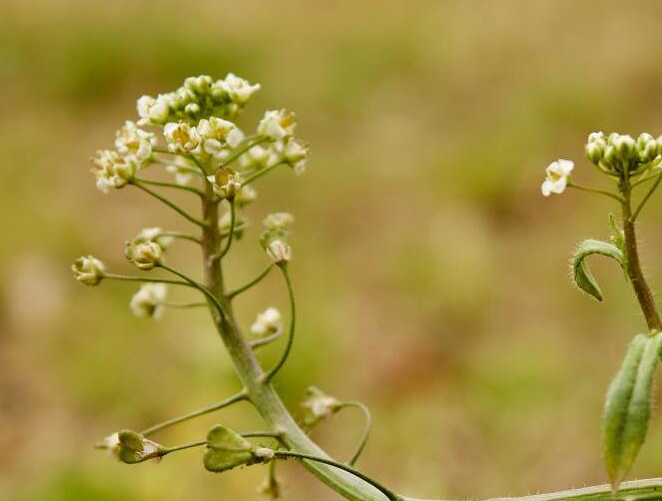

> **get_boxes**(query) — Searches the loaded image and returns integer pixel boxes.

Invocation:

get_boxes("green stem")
[262,264,295,384]
[250,331,282,350]
[227,264,274,299]
[219,200,236,259]
[141,391,248,436]
[131,181,207,227]
[632,171,662,221]
[223,137,266,166]
[621,184,662,331]
[338,402,372,467]
[273,450,401,501]
[241,162,284,187]
[103,273,192,287]
[134,177,203,196]
[158,264,228,322]
[158,301,207,309]
[568,183,624,203]
[157,231,202,244]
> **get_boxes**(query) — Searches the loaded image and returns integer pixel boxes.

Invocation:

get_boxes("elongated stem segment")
[621,184,662,331]
[219,200,236,259]
[227,264,274,298]
[338,402,372,466]
[241,162,284,186]
[134,177,203,196]
[141,391,248,436]
[103,273,192,287]
[131,181,207,227]
[262,264,295,384]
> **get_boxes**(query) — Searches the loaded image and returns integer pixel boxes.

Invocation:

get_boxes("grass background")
[3,1,662,500]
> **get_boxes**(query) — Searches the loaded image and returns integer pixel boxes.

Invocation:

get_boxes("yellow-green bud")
[72,255,105,285]
[586,140,605,164]
[125,241,163,270]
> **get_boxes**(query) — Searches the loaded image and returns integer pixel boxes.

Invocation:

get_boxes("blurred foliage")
[4,1,662,500]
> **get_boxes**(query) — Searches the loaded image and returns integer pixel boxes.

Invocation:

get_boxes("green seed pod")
[603,333,662,491]
[203,425,258,473]
[571,239,624,301]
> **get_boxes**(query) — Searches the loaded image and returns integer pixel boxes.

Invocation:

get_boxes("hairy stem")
[621,183,662,331]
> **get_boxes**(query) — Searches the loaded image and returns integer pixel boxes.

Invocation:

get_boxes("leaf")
[203,425,256,473]
[603,333,662,491]
[571,239,624,301]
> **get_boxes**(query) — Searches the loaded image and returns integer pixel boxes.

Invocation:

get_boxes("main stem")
[199,185,389,501]
[621,182,662,331]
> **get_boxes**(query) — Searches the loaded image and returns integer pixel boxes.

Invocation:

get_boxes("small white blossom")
[197,117,244,156]
[257,110,296,140]
[235,185,257,206]
[250,307,283,337]
[221,73,261,105]
[301,387,341,427]
[134,227,173,249]
[239,145,270,170]
[137,95,169,125]
[164,122,200,153]
[184,75,212,94]
[115,121,155,162]
[125,241,163,270]
[208,167,242,199]
[266,239,292,263]
[72,255,105,285]
[541,159,574,196]
[130,283,167,319]
[263,212,294,230]
[91,150,138,192]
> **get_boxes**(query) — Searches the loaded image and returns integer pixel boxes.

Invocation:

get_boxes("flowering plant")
[75,75,662,501]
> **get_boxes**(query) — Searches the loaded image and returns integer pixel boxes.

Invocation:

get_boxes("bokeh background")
[3,1,662,500]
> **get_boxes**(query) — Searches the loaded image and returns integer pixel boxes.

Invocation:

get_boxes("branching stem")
[131,181,207,227]
[103,273,192,287]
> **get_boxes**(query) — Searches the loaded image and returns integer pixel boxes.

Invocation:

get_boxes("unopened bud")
[586,140,605,164]
[72,255,105,285]
[125,241,163,270]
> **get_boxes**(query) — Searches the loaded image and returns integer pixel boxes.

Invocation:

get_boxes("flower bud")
[235,185,257,207]
[250,307,283,337]
[125,240,163,270]
[301,387,341,427]
[221,73,261,105]
[72,255,105,285]
[184,75,212,95]
[263,212,294,230]
[637,133,659,163]
[613,134,635,162]
[588,131,605,144]
[586,140,605,164]
[266,239,291,264]
[184,102,200,118]
[257,110,296,140]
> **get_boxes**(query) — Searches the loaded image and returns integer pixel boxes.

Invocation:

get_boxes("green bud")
[185,103,200,118]
[588,131,606,143]
[586,140,605,164]
[613,134,635,162]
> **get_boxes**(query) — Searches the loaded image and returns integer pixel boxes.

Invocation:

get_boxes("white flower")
[541,159,574,196]
[250,307,283,337]
[164,122,200,153]
[257,110,296,140]
[266,239,292,263]
[115,121,154,162]
[207,167,242,199]
[130,283,167,319]
[91,150,138,192]
[165,156,196,186]
[301,387,341,427]
[72,255,105,285]
[197,117,244,156]
[137,95,169,125]
[235,185,257,206]
[239,145,270,170]
[221,73,261,105]
[134,227,173,249]
[263,212,294,230]
[283,139,308,174]
[125,241,163,270]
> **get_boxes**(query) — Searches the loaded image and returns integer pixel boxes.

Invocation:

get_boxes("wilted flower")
[130,283,167,319]
[250,307,283,337]
[125,240,163,270]
[541,159,574,197]
[222,73,261,105]
[115,121,154,162]
[208,167,242,199]
[301,387,341,427]
[197,117,244,156]
[96,430,164,464]
[257,110,296,140]
[263,212,294,230]
[164,122,200,153]
[91,150,138,192]
[72,255,105,285]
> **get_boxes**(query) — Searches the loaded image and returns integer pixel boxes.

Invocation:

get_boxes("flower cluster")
[586,132,660,176]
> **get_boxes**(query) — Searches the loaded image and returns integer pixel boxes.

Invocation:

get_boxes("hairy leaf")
[603,333,662,491]
[572,239,624,301]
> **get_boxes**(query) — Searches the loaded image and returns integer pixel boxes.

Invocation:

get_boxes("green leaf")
[603,333,662,491]
[203,425,256,473]
[571,239,624,301]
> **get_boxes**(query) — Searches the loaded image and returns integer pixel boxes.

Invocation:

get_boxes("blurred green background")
[3,1,662,500]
